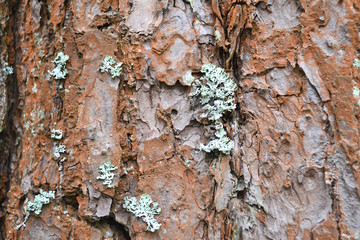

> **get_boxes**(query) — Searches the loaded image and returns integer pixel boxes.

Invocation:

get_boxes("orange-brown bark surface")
[1,0,360,239]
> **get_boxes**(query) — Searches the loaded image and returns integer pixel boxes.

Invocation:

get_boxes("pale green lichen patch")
[49,52,69,80]
[190,64,236,122]
[15,190,55,230]
[184,158,192,167]
[99,56,123,79]
[189,63,236,154]
[353,59,360,69]
[54,144,66,159]
[51,129,63,139]
[123,194,161,232]
[200,122,234,154]
[32,82,38,93]
[97,161,118,188]
[353,86,360,97]
[353,85,360,106]
[214,30,222,42]
[2,62,13,75]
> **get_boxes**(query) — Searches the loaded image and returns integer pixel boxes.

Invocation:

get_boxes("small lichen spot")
[51,129,63,139]
[15,190,55,230]
[214,30,222,42]
[49,52,69,80]
[123,194,161,232]
[2,62,13,75]
[54,144,66,158]
[99,56,123,79]
[353,59,360,69]
[97,161,118,188]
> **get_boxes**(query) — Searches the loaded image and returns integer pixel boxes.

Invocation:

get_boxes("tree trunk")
[1,0,360,239]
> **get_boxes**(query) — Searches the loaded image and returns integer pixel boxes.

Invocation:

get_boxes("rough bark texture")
[1,0,360,239]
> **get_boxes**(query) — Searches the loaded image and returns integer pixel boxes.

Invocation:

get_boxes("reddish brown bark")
[1,0,360,239]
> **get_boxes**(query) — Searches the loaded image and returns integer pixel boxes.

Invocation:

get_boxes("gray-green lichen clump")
[189,63,236,154]
[51,129,63,139]
[54,143,66,159]
[2,62,13,75]
[49,52,69,80]
[354,58,360,69]
[97,161,118,188]
[99,56,123,79]
[123,194,161,232]
[15,190,55,230]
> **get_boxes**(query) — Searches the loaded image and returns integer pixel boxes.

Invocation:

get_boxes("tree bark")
[1,0,360,239]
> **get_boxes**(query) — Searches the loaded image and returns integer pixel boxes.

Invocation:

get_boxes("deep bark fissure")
[106,216,131,240]
[0,0,22,238]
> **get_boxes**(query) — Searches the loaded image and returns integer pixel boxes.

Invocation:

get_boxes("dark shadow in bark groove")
[106,217,131,240]
[84,216,131,240]
[62,195,80,213]
[0,0,22,238]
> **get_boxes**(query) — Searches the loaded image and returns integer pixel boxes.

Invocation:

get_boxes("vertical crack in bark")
[0,0,22,238]
[330,177,342,240]
[8,0,21,183]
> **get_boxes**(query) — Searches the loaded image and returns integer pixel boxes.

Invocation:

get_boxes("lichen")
[353,58,360,69]
[49,52,69,80]
[54,144,66,158]
[51,129,63,139]
[99,56,123,79]
[184,158,192,167]
[189,63,236,154]
[123,194,161,232]
[214,30,222,42]
[200,122,234,155]
[190,64,236,122]
[97,161,118,188]
[123,166,134,175]
[2,62,13,75]
[353,86,360,97]
[15,190,55,230]
[353,85,360,106]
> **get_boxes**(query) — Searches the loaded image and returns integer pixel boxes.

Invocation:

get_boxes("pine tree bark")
[1,0,360,239]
